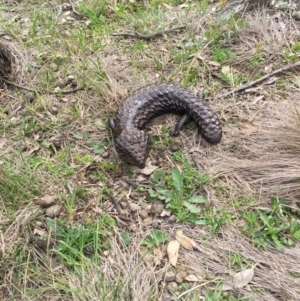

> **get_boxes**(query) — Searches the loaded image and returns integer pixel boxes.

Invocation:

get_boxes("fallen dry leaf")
[167,240,180,266]
[222,267,255,291]
[185,274,200,282]
[131,161,158,175]
[175,230,195,250]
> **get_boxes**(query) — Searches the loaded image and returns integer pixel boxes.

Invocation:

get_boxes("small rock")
[46,204,61,217]
[130,191,138,198]
[38,195,57,207]
[57,78,68,88]
[49,62,59,72]
[168,215,177,222]
[54,87,61,93]
[139,209,148,219]
[150,201,164,215]
[129,203,139,212]
[2,34,11,40]
[24,91,35,102]
[67,75,75,80]
[165,271,176,282]
[51,106,59,114]
[101,151,109,158]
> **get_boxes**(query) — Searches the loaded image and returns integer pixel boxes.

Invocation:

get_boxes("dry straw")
[0,39,29,87]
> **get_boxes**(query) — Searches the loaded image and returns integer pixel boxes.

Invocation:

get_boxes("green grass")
[241,197,300,249]
[1,0,300,300]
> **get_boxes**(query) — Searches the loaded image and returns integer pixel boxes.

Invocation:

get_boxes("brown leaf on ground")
[167,240,180,266]
[175,230,196,250]
[222,267,255,291]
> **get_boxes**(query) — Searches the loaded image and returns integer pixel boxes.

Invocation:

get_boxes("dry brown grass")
[0,39,29,87]
[1,2,300,301]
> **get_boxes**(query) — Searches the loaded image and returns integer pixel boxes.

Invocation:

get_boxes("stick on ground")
[216,61,300,98]
[112,25,186,40]
[1,77,84,95]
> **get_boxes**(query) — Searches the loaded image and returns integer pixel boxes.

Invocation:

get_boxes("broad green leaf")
[183,201,201,214]
[151,170,166,183]
[292,230,300,240]
[148,187,157,198]
[187,195,208,203]
[290,220,300,234]
[141,230,167,249]
[172,167,183,192]
[92,144,105,154]
[259,212,269,226]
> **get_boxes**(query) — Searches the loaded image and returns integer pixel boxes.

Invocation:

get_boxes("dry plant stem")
[177,278,219,299]
[0,77,84,94]
[216,61,300,98]
[112,25,186,40]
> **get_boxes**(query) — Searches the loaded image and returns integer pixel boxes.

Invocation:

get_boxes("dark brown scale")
[109,83,222,168]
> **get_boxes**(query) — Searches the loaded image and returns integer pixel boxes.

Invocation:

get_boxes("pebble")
[38,195,57,207]
[139,209,148,219]
[46,204,61,217]
[168,215,177,222]
[24,91,35,103]
[51,106,59,114]
[129,203,139,212]
[101,151,109,158]
[49,62,59,72]
[150,201,164,215]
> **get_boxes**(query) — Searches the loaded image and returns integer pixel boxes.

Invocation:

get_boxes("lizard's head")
[114,129,150,169]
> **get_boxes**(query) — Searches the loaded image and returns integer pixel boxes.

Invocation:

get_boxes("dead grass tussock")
[66,233,168,301]
[0,39,29,87]
[0,204,40,260]
[202,89,300,203]
[182,225,300,301]
[232,10,300,72]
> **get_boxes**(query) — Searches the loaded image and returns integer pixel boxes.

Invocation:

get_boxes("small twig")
[216,61,300,99]
[112,25,186,40]
[110,196,123,216]
[1,77,84,95]
[177,278,219,299]
[118,178,150,188]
